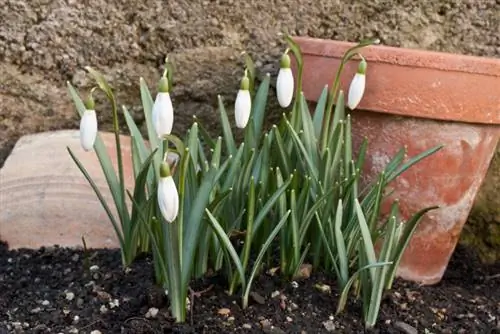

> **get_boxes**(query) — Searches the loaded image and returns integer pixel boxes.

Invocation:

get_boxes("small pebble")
[99,305,108,314]
[109,299,119,309]
[323,320,336,332]
[271,291,280,298]
[242,323,252,329]
[89,265,99,272]
[66,292,75,301]
[394,321,418,334]
[90,331,102,334]
[41,300,50,306]
[30,307,42,314]
[145,307,159,318]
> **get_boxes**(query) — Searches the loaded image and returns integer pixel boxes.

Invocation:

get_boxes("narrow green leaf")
[386,205,438,288]
[335,200,349,285]
[354,199,378,283]
[285,120,319,182]
[313,85,329,139]
[218,95,237,156]
[272,125,291,176]
[243,210,291,309]
[205,209,246,290]
[336,261,392,315]
[252,74,272,148]
[387,145,444,183]
[67,147,124,248]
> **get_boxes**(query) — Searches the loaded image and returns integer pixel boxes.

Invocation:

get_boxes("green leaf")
[272,125,291,176]
[67,147,124,248]
[285,120,319,183]
[140,77,163,175]
[387,145,444,183]
[242,210,291,309]
[313,85,328,139]
[205,209,246,290]
[354,199,378,283]
[385,205,438,289]
[336,261,392,315]
[335,200,349,286]
[181,156,232,286]
[251,173,292,234]
[218,95,237,156]
[129,148,158,237]
[251,74,271,145]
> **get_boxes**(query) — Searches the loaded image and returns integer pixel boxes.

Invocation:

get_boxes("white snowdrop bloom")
[234,75,252,129]
[347,58,367,110]
[152,77,174,138]
[276,52,294,108]
[158,162,179,223]
[80,108,98,152]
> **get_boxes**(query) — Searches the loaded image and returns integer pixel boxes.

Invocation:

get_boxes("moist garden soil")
[0,241,499,334]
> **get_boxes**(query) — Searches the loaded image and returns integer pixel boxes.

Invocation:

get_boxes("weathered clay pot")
[292,37,500,285]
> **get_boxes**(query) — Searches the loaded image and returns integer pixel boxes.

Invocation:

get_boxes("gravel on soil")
[0,241,499,333]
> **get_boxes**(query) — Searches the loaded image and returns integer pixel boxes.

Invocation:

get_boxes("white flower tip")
[158,176,179,223]
[235,89,251,128]
[80,110,97,152]
[347,73,366,110]
[276,68,294,108]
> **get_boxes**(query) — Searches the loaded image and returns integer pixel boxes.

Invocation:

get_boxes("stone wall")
[1,0,499,260]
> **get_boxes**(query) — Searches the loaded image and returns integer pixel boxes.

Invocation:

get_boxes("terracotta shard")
[0,130,135,249]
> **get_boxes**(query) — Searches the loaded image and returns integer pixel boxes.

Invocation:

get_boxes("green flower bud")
[280,53,291,69]
[240,75,250,91]
[158,76,170,93]
[160,161,171,178]
[357,58,367,75]
[84,93,95,110]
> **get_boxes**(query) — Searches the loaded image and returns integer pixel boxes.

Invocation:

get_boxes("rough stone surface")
[0,0,499,254]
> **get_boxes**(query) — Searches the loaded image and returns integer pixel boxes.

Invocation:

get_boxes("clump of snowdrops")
[68,36,441,328]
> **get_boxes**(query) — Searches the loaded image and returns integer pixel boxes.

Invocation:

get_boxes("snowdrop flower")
[347,58,367,110]
[79,94,98,151]
[152,76,174,138]
[158,161,179,223]
[234,73,251,129]
[276,51,294,108]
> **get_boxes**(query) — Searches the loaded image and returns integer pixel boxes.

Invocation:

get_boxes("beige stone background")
[0,0,499,260]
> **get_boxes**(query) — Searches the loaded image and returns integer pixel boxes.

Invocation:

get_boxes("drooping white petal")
[79,109,98,151]
[234,89,251,129]
[157,175,179,223]
[152,92,174,138]
[276,68,294,108]
[347,73,366,110]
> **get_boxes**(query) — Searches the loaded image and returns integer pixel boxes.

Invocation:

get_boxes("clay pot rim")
[293,36,500,77]
[293,37,500,125]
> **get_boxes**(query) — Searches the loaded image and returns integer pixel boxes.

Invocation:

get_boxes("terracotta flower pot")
[292,36,500,285]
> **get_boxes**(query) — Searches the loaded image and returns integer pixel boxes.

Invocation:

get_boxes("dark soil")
[1,241,499,334]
